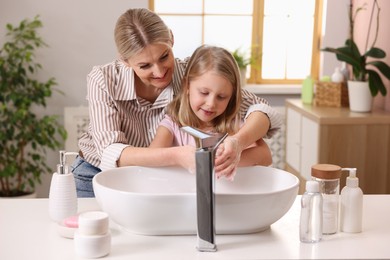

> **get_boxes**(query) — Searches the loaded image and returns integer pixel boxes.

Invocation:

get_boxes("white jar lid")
[78,211,109,236]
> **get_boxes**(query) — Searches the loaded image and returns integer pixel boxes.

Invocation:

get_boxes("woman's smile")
[127,43,175,90]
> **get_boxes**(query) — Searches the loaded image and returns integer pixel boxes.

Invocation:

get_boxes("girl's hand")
[214,136,242,180]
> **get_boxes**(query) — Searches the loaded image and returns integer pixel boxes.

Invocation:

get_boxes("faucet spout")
[181,126,227,150]
[181,126,228,252]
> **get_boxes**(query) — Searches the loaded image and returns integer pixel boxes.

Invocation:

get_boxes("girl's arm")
[149,126,175,148]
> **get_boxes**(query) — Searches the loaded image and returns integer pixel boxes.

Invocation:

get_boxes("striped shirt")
[78,58,283,170]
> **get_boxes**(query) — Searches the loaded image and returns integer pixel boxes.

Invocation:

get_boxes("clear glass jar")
[311,164,341,235]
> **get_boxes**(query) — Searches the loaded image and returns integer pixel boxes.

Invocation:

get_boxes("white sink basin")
[93,166,299,235]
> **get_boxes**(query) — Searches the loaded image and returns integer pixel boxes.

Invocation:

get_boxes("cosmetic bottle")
[331,67,344,83]
[300,181,323,243]
[301,75,314,104]
[49,150,78,223]
[340,168,363,233]
[311,164,341,235]
[340,62,349,81]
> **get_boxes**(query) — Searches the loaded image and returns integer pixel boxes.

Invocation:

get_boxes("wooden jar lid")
[311,164,341,179]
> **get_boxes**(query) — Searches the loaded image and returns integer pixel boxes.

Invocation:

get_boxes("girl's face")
[127,43,175,90]
[188,70,233,127]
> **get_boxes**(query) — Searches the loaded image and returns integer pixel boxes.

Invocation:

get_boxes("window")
[151,0,322,84]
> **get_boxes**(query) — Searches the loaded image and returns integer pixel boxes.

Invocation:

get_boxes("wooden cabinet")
[285,99,390,194]
[286,107,319,181]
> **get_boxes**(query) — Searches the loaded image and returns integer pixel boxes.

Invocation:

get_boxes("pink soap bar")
[63,215,79,228]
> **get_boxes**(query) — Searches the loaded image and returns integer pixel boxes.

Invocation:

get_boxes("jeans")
[71,155,101,198]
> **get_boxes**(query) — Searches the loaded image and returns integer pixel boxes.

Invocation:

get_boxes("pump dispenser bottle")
[300,181,323,243]
[331,67,344,83]
[340,168,363,233]
[49,151,78,223]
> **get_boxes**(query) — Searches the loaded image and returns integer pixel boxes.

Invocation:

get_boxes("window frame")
[149,0,323,84]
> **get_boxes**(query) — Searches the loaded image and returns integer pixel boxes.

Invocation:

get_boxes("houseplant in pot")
[0,16,67,197]
[232,48,254,87]
[322,0,390,112]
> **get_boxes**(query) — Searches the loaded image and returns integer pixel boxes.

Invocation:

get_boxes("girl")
[150,45,272,180]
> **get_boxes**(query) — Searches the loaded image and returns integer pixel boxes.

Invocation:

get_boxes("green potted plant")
[232,48,253,70]
[0,16,67,197]
[322,0,390,112]
[232,47,254,87]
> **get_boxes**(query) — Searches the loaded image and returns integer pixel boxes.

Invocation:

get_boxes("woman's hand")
[214,136,243,180]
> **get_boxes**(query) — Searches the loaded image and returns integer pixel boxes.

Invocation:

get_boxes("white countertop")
[1,195,389,259]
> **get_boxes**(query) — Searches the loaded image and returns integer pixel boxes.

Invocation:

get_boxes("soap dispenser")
[49,150,78,223]
[340,168,363,233]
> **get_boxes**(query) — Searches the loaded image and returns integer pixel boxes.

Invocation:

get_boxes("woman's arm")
[240,89,283,138]
[215,111,271,178]
[214,87,282,178]
[119,124,195,173]
[118,145,195,171]
[238,138,272,167]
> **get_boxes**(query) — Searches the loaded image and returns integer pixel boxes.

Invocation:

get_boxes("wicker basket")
[314,81,349,107]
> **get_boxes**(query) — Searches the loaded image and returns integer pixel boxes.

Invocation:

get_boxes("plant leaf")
[367,60,390,80]
[321,47,361,70]
[367,69,387,96]
[345,39,362,59]
[365,47,386,58]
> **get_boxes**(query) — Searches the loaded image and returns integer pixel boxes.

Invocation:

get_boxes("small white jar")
[74,211,111,258]
[78,211,109,236]
[74,231,111,258]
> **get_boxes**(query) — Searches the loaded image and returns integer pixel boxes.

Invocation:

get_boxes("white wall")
[0,0,347,197]
[0,0,148,197]
[320,0,350,77]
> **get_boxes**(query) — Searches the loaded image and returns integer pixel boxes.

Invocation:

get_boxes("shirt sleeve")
[99,143,130,171]
[240,88,283,139]
[159,115,175,135]
[158,115,196,147]
[86,64,131,168]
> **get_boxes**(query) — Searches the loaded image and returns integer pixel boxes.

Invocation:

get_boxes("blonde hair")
[168,45,242,135]
[114,8,173,61]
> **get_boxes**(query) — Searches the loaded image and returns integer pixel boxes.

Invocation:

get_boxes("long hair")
[167,45,242,135]
[114,8,173,61]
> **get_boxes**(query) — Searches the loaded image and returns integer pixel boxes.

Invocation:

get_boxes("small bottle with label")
[340,168,363,233]
[300,181,323,243]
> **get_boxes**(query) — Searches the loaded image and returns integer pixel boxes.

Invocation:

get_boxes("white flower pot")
[240,68,247,87]
[347,81,373,112]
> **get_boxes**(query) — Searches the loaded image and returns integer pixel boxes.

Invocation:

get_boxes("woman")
[72,8,282,197]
